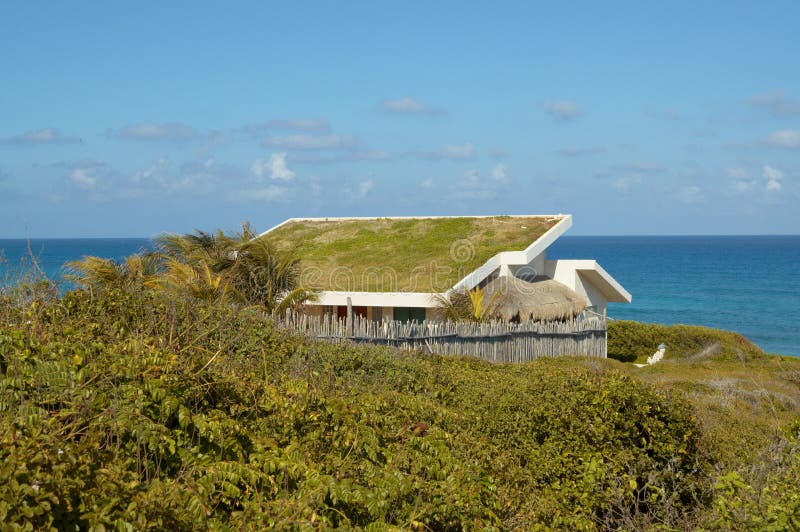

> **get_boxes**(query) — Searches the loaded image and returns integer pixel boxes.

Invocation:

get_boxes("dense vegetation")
[66,224,316,315]
[1,240,798,529]
[608,320,766,363]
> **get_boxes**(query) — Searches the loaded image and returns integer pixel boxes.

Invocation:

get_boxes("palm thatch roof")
[482,275,588,322]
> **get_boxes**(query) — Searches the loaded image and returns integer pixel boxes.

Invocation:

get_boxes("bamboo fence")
[282,311,607,362]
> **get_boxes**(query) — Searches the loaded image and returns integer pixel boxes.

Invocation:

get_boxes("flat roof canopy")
[260,215,564,293]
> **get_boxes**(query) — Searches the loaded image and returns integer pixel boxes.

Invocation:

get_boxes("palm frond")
[273,287,318,317]
[434,287,502,323]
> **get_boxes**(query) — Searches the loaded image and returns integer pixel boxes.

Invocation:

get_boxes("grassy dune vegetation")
[262,216,559,292]
[1,285,798,529]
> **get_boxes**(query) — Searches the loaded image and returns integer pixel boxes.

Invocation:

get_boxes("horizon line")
[1,233,800,240]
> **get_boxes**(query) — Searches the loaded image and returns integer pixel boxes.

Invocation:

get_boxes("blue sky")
[1,1,798,237]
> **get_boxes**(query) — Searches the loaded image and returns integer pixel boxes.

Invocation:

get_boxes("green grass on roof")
[262,216,560,292]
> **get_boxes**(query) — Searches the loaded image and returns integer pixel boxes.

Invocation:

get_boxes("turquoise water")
[0,239,152,283]
[548,236,800,356]
[1,236,798,356]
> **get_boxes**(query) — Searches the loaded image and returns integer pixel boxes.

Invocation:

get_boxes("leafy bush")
[608,320,765,362]
[0,285,713,529]
[607,351,638,363]
[67,224,316,314]
[708,418,800,530]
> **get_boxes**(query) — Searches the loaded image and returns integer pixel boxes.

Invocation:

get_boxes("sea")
[0,236,798,356]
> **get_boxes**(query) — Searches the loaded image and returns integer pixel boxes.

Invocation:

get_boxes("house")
[259,214,631,322]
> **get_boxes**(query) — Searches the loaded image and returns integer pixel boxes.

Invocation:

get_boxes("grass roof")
[261,216,561,293]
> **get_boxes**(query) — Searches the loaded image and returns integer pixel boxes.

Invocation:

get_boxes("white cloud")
[130,156,171,192]
[677,186,704,204]
[612,175,642,193]
[763,165,783,191]
[261,134,357,151]
[381,97,442,115]
[64,160,123,200]
[419,142,476,161]
[251,159,268,178]
[491,163,510,183]
[226,185,288,203]
[356,178,374,199]
[725,167,748,179]
[194,130,227,157]
[420,178,434,189]
[0,128,81,146]
[456,189,496,200]
[627,162,666,174]
[252,152,295,181]
[149,158,239,196]
[729,165,785,193]
[645,108,681,121]
[734,180,756,192]
[661,109,681,121]
[126,156,226,199]
[309,176,322,197]
[264,119,330,132]
[69,168,98,190]
[242,119,330,135]
[462,169,480,187]
[149,158,224,196]
[451,167,509,200]
[748,89,800,117]
[728,167,757,192]
[289,149,391,165]
[543,100,582,121]
[763,129,800,149]
[453,170,496,200]
[109,122,199,141]
[65,156,244,200]
[488,148,508,160]
[66,160,114,192]
[558,145,606,157]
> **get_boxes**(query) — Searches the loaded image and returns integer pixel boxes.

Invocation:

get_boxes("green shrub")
[0,287,714,529]
[708,418,800,530]
[608,320,764,362]
[607,351,638,363]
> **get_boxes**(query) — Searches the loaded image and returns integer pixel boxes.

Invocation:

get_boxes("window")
[394,307,426,323]
[336,306,367,319]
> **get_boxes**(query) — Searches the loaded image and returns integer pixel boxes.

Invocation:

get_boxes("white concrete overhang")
[312,290,439,308]
[562,259,632,303]
[451,214,573,292]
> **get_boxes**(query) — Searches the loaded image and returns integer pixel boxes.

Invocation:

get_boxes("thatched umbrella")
[482,275,588,322]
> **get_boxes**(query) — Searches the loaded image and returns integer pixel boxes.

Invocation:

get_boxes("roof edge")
[551,259,632,303]
[451,215,572,292]
[258,214,569,238]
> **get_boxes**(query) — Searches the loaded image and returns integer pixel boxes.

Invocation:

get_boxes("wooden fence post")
[283,312,608,362]
[345,297,353,338]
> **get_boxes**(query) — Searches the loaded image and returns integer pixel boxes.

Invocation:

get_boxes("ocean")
[1,236,798,356]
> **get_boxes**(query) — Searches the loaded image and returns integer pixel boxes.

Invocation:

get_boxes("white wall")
[507,250,546,279]
[575,273,609,316]
[544,259,609,315]
[312,290,439,308]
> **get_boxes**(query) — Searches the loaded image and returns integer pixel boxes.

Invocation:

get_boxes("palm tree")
[69,224,316,313]
[149,258,243,304]
[155,223,317,314]
[434,286,502,323]
[66,253,162,292]
[155,228,239,273]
